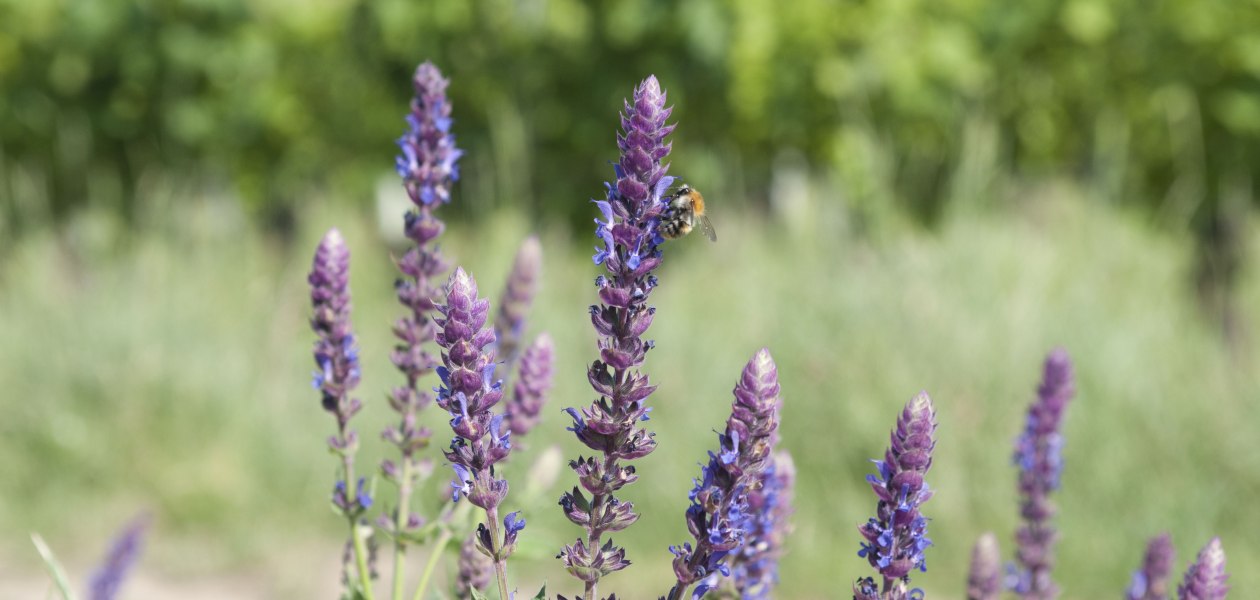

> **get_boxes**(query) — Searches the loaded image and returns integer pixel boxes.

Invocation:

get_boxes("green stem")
[343,455,377,600]
[393,460,413,600]
[409,501,469,600]
[351,517,377,600]
[484,506,511,600]
[411,528,453,600]
[29,533,77,600]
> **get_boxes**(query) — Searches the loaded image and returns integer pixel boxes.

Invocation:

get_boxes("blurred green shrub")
[1,0,1258,234]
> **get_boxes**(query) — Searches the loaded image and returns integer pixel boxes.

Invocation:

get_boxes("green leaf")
[29,533,78,600]
[469,588,491,600]
[531,583,548,600]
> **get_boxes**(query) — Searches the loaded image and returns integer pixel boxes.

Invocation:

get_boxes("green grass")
[1,188,1257,598]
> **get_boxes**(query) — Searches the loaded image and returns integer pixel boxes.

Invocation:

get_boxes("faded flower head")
[1012,348,1076,599]
[396,61,464,207]
[88,514,151,600]
[858,392,937,582]
[1177,538,1229,600]
[454,530,494,599]
[494,236,543,368]
[505,333,555,438]
[967,532,1003,600]
[1128,533,1176,600]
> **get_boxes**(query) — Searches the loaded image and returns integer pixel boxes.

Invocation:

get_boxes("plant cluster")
[29,61,1231,600]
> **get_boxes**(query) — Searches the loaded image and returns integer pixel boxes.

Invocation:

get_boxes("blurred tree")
[1,0,1257,261]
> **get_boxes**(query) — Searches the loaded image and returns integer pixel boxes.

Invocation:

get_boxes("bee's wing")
[697,214,717,242]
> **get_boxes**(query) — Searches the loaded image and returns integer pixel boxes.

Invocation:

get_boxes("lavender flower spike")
[88,514,150,600]
[494,236,543,369]
[726,450,796,600]
[856,391,937,600]
[310,229,362,431]
[310,229,375,598]
[1127,533,1176,600]
[967,533,1003,600]
[437,267,520,598]
[396,61,464,207]
[383,61,462,574]
[666,348,782,600]
[1013,348,1075,599]
[505,333,555,439]
[559,74,675,600]
[309,228,368,513]
[1177,538,1229,600]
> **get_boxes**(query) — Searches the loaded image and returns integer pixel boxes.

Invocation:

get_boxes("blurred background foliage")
[2,0,1260,598]
[3,0,1259,233]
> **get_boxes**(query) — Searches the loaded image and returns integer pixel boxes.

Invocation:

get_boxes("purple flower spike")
[494,236,543,369]
[857,391,937,598]
[560,74,676,599]
[454,531,494,599]
[726,450,795,600]
[396,61,464,208]
[666,349,782,600]
[88,514,151,600]
[385,61,462,549]
[967,533,1003,600]
[437,268,509,509]
[1177,538,1229,600]
[309,229,363,431]
[1013,348,1075,599]
[436,266,524,590]
[309,229,371,516]
[505,333,555,439]
[1128,533,1176,600]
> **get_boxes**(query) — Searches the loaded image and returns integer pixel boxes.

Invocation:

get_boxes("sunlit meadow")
[1,177,1257,596]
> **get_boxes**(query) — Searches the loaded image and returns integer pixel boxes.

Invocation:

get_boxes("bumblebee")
[659,185,716,242]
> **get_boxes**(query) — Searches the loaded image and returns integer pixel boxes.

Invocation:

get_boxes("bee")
[659,185,716,242]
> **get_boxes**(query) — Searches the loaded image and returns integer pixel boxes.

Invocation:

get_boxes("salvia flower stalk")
[1012,349,1075,599]
[437,267,522,599]
[308,228,374,597]
[1127,533,1176,600]
[666,348,782,600]
[1177,538,1229,600]
[722,450,795,600]
[384,60,464,596]
[855,391,937,600]
[966,532,1003,600]
[505,333,555,440]
[87,514,151,600]
[494,236,543,371]
[558,74,675,600]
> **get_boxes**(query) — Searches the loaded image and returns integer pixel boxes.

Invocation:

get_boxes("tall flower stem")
[437,268,523,600]
[558,74,676,600]
[309,229,375,600]
[411,502,472,600]
[387,60,464,599]
[413,528,452,600]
